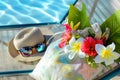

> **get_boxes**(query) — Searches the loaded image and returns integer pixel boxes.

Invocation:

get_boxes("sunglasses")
[18,43,46,57]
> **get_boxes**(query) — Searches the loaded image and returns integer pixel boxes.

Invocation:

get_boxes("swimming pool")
[0,0,77,28]
[101,67,120,80]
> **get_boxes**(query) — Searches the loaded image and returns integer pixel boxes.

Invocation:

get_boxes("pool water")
[101,67,120,80]
[0,0,77,27]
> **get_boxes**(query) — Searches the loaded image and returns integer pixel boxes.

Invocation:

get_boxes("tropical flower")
[64,24,72,32]
[64,36,85,60]
[94,43,120,65]
[81,37,103,57]
[59,24,72,48]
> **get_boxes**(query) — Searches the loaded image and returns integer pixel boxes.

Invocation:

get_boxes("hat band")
[17,43,46,57]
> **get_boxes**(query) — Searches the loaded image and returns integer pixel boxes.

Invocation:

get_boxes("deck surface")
[0,75,34,80]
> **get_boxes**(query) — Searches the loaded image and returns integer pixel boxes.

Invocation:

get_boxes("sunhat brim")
[8,27,53,63]
[9,35,52,63]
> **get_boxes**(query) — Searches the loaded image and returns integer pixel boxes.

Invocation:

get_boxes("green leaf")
[100,10,120,62]
[90,62,98,68]
[86,56,98,68]
[68,3,91,29]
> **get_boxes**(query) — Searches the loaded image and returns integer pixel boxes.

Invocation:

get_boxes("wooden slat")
[0,75,34,80]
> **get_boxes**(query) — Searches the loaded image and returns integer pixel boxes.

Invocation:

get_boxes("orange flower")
[59,24,72,48]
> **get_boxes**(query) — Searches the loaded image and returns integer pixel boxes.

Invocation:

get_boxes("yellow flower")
[64,36,85,59]
[94,43,120,65]
[72,42,81,52]
[101,48,115,60]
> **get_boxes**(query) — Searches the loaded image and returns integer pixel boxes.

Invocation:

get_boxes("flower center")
[72,42,81,52]
[101,48,115,60]
[90,47,94,51]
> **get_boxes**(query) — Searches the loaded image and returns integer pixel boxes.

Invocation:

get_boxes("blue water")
[0,0,77,27]
[101,67,120,80]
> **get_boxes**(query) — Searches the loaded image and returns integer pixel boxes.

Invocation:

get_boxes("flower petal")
[64,24,72,32]
[107,42,115,51]
[113,52,120,60]
[59,41,67,48]
[78,51,86,58]
[76,37,84,42]
[94,56,104,63]
[95,44,105,55]
[68,52,76,60]
[64,45,71,53]
[69,36,76,46]
[105,59,114,65]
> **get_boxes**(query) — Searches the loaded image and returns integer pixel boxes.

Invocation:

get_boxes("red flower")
[81,37,103,57]
[58,24,72,48]
[64,24,72,32]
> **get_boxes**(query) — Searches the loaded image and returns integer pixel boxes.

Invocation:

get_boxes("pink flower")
[81,37,103,57]
[59,24,72,48]
[64,24,72,32]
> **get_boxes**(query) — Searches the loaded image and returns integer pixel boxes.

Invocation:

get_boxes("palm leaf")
[68,3,91,29]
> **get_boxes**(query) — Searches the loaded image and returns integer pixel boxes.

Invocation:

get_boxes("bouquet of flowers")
[58,3,120,68]
[30,3,120,80]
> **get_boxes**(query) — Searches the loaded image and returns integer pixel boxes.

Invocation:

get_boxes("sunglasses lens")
[36,44,45,53]
[19,47,32,56]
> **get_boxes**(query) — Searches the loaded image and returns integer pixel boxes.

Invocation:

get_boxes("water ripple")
[0,0,77,26]
[1,1,39,23]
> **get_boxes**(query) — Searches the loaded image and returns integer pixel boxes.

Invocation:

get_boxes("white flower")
[64,36,85,60]
[94,43,120,65]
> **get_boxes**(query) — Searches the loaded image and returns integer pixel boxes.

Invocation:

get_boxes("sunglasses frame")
[17,43,46,57]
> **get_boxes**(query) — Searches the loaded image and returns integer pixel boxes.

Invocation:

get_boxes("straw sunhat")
[8,27,53,63]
